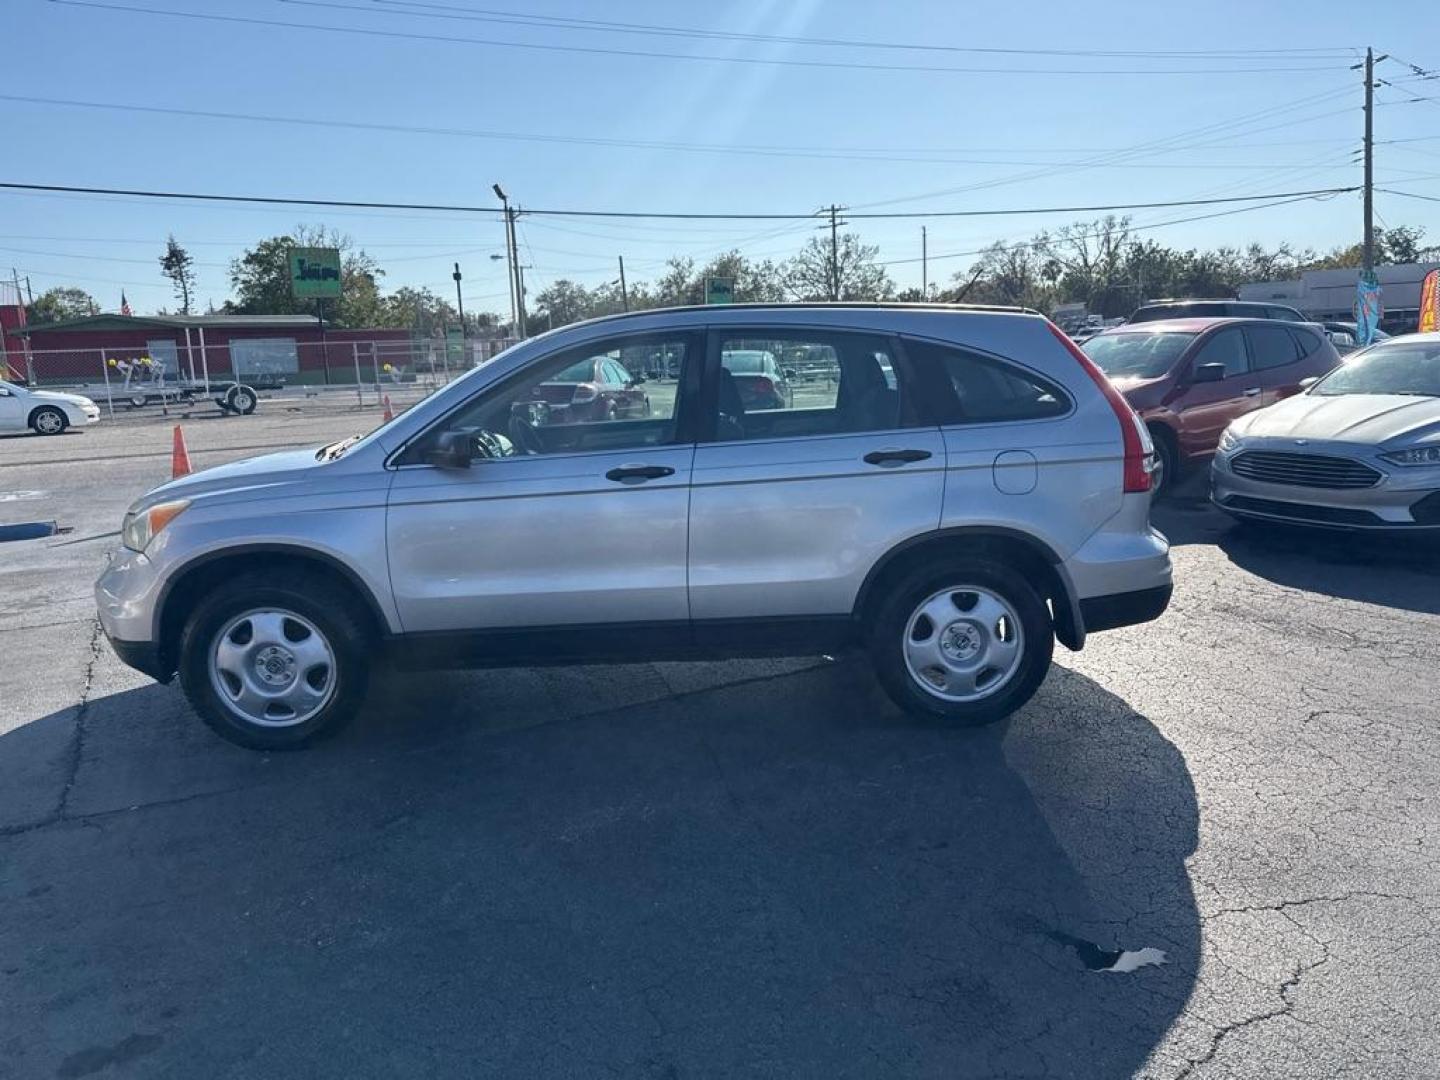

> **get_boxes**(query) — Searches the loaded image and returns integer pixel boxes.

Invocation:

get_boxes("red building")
[4,312,418,386]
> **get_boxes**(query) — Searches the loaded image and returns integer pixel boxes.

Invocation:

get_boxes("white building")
[1239,262,1439,332]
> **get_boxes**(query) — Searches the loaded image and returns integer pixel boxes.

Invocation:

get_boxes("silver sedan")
[1211,333,1440,530]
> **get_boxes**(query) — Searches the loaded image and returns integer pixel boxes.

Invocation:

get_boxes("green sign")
[288,247,342,299]
[705,276,735,305]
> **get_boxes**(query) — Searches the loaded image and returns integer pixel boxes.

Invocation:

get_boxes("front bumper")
[95,546,167,662]
[104,634,172,682]
[1212,447,1440,530]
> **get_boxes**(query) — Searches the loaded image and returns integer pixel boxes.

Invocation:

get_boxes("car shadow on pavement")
[1154,497,1440,615]
[1,660,1199,1079]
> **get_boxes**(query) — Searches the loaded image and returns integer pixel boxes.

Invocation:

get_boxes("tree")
[784,233,893,301]
[158,235,197,314]
[25,287,98,324]
[533,279,598,328]
[228,225,384,327]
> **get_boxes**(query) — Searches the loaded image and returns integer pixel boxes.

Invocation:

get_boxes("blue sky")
[2,0,1437,317]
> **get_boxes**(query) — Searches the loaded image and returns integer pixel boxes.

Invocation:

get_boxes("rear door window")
[1289,327,1324,355]
[903,338,1070,424]
[1245,324,1301,370]
[1191,328,1250,378]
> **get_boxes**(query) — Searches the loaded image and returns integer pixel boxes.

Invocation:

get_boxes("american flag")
[120,291,133,317]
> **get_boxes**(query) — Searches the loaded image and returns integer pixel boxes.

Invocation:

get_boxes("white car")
[0,379,101,435]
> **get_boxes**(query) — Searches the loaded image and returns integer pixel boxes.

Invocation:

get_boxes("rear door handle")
[864,448,933,466]
[605,464,675,482]
[1242,387,1261,397]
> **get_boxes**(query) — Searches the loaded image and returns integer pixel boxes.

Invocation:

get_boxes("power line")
[877,192,1353,268]
[50,1,1350,76]
[0,93,1354,170]
[0,179,1362,220]
[362,0,1359,60]
[1377,188,1440,203]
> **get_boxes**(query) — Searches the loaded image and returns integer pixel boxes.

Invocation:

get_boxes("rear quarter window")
[903,338,1071,425]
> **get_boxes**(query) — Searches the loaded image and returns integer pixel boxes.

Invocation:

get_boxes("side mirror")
[783,368,798,380]
[1298,376,1320,390]
[424,430,473,469]
[1192,363,1227,384]
[628,372,646,386]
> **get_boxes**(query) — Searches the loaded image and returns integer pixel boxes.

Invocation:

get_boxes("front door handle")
[1242,387,1261,397]
[864,448,933,466]
[605,464,675,482]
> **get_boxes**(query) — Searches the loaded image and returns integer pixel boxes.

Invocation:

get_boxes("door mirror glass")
[1193,362,1228,383]
[425,430,473,469]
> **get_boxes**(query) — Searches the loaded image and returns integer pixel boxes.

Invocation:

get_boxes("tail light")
[572,383,598,404]
[753,376,775,395]
[1047,322,1154,494]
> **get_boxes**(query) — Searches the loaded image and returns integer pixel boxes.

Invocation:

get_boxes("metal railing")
[8,336,518,417]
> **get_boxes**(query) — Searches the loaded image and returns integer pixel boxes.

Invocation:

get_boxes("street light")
[492,182,525,338]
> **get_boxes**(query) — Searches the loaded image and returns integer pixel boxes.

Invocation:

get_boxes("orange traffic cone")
[171,424,192,479]
[382,394,394,422]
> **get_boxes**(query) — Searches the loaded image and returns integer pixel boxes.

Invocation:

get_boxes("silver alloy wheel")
[902,586,1025,703]
[208,608,337,727]
[233,390,254,412]
[34,409,64,434]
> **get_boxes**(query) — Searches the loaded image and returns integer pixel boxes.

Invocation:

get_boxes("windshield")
[547,357,598,383]
[1312,341,1440,397]
[1082,332,1196,379]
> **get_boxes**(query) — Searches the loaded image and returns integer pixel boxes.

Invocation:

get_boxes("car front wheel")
[31,406,68,435]
[869,557,1053,726]
[178,571,371,749]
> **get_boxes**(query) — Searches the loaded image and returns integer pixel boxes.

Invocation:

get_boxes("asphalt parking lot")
[2,401,1438,1079]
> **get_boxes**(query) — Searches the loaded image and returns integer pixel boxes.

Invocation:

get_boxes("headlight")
[122,499,190,552]
[1381,446,1440,467]
[1218,428,1241,454]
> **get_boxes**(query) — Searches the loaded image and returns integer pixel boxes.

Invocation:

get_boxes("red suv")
[1081,318,1341,494]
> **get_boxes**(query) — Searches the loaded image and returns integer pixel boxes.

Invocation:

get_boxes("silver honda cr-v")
[96,304,1172,749]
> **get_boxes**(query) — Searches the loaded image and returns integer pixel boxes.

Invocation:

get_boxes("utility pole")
[493,183,524,338]
[452,262,466,336]
[828,204,841,301]
[618,255,629,311]
[921,226,928,300]
[1363,46,1377,272]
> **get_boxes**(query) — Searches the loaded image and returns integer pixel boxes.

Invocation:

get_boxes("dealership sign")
[289,247,342,299]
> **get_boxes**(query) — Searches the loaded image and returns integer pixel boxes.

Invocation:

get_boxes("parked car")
[529,353,650,423]
[1125,299,1308,325]
[0,379,100,435]
[721,348,794,409]
[1212,332,1440,530]
[96,304,1172,750]
[1319,321,1389,355]
[1082,318,1341,494]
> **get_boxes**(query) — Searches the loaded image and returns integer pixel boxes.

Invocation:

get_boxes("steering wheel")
[507,412,545,455]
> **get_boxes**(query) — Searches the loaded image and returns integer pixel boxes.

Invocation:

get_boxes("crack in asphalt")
[58,617,105,819]
[1171,948,1330,1080]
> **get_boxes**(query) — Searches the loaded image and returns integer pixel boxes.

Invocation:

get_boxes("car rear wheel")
[31,406,68,436]
[869,557,1053,726]
[178,571,371,750]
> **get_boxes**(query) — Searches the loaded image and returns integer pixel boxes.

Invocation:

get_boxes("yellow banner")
[1420,268,1440,334]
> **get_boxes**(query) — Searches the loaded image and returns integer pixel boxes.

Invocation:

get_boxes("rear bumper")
[1079,584,1173,633]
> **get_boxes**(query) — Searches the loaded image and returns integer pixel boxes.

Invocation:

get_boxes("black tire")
[868,556,1053,726]
[30,406,68,436]
[1150,426,1179,499]
[231,385,258,415]
[177,571,372,750]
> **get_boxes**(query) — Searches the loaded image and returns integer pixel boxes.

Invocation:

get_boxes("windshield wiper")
[317,435,361,461]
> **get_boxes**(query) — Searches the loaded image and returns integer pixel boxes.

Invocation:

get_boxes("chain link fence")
[12,336,518,417]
